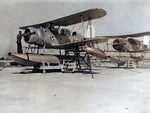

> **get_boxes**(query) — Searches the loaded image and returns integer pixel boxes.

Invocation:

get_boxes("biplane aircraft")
[101,32,150,68]
[9,8,108,75]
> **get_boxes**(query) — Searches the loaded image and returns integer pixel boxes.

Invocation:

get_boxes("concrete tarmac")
[0,66,150,113]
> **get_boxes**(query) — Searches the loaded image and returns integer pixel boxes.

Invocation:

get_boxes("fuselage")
[23,27,84,49]
[112,38,146,52]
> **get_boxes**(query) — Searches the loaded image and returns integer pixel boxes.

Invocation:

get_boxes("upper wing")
[96,31,150,39]
[19,8,106,30]
[52,37,108,49]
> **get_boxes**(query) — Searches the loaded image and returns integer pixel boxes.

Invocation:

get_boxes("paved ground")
[0,66,150,113]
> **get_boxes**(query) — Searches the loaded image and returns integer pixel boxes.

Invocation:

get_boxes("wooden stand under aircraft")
[9,8,108,76]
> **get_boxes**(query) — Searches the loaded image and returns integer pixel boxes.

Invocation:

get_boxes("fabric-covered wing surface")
[19,8,106,30]
[97,31,150,39]
[52,37,108,49]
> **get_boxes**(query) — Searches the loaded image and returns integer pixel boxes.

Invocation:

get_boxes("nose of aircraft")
[112,39,125,51]
[24,28,36,43]
[24,34,30,42]
[24,29,31,42]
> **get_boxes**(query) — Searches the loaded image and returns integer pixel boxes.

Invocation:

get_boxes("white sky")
[0,0,150,58]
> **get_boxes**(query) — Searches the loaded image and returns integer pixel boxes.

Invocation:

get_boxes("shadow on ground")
[12,68,100,75]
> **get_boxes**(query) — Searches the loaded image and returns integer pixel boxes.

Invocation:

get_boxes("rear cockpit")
[48,24,71,37]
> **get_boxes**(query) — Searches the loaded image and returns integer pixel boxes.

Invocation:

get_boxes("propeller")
[24,31,36,42]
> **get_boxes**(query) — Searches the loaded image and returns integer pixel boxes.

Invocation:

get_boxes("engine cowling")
[112,38,127,52]
[24,27,38,43]
[23,27,46,46]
